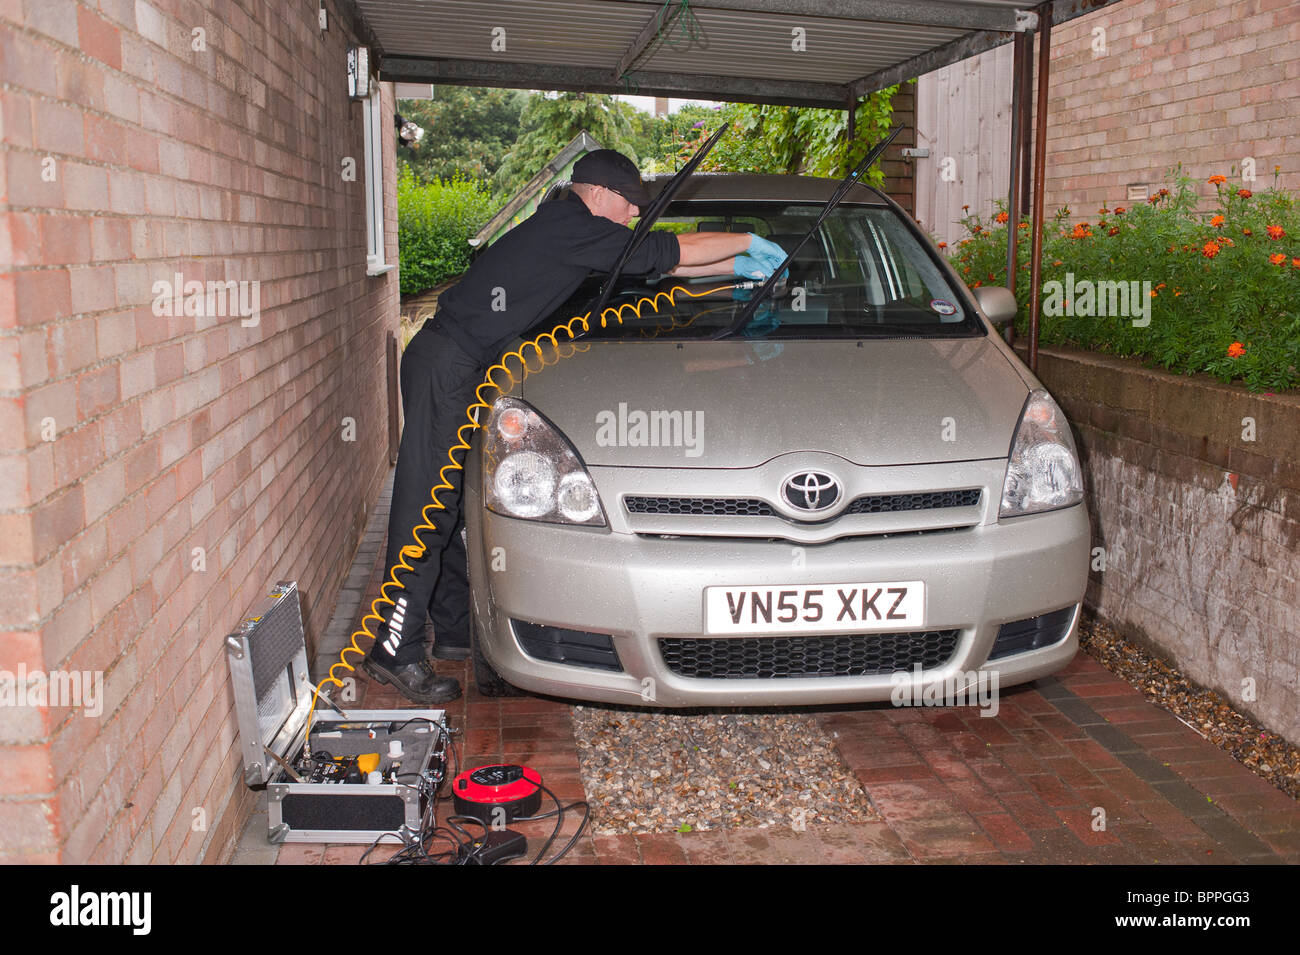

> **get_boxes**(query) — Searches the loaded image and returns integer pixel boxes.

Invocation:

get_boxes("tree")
[396,86,527,184]
[644,88,905,184]
[491,92,642,198]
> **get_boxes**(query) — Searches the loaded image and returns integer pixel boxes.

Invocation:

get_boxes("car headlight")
[999,389,1083,518]
[483,397,607,526]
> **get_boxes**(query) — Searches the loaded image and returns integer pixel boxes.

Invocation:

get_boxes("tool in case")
[225,580,448,844]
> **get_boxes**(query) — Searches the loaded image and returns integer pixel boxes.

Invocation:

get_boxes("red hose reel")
[452,764,542,823]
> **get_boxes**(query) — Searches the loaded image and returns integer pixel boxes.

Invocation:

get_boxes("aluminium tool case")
[225,580,448,845]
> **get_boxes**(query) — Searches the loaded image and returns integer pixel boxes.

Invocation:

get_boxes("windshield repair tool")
[711,124,905,340]
[578,122,730,338]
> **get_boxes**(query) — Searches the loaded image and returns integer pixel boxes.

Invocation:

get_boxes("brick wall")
[880,82,916,217]
[915,0,1300,241]
[1030,346,1300,745]
[1044,0,1300,217]
[0,1,399,862]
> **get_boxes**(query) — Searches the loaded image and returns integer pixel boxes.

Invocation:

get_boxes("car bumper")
[466,476,1090,707]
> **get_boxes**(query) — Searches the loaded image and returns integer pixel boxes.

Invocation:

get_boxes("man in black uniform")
[363,150,786,702]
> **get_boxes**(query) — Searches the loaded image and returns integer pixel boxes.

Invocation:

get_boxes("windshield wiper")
[578,123,730,337]
[710,125,904,341]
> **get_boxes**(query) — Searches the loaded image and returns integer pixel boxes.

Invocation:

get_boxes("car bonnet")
[516,336,1030,468]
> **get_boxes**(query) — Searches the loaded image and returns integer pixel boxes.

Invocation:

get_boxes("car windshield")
[538,201,983,342]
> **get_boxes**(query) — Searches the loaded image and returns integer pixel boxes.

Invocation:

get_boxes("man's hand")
[734,235,789,281]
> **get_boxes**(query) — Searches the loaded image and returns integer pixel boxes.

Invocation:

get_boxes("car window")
[549,201,981,342]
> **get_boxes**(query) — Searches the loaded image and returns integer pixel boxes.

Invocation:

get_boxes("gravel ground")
[570,706,877,834]
[1079,615,1300,800]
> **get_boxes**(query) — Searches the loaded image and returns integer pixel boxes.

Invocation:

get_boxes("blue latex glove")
[746,234,788,270]
[733,233,789,280]
[732,253,767,279]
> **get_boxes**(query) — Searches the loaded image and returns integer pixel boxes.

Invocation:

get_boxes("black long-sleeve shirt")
[435,191,681,363]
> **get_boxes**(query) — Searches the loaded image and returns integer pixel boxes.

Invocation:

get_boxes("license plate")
[704,582,925,635]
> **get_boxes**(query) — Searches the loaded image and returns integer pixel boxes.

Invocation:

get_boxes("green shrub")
[946,167,1300,393]
[397,168,496,295]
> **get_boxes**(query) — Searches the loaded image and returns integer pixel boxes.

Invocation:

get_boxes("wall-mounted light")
[395,113,425,148]
[348,46,370,99]
[319,1,328,31]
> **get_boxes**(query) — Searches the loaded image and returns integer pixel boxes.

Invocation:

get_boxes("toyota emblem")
[782,471,840,512]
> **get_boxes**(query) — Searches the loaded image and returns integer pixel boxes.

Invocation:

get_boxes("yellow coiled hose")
[305,282,738,748]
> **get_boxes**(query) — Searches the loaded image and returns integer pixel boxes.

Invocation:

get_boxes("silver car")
[463,173,1089,706]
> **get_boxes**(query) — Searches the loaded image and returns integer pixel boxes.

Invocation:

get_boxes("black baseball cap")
[571,149,652,208]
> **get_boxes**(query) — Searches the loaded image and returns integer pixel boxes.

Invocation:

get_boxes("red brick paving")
[243,510,1300,866]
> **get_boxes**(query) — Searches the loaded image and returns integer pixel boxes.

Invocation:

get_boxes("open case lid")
[225,580,314,786]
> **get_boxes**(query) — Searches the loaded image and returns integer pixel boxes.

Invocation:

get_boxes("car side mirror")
[971,286,1018,326]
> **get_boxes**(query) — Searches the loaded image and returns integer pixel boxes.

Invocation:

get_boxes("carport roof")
[359,0,1120,108]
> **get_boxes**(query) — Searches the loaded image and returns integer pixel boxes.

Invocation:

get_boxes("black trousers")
[370,318,487,666]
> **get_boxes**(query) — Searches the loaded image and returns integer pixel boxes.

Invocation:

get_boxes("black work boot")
[425,624,471,661]
[362,656,461,704]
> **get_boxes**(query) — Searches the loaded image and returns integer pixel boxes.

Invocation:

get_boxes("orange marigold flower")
[1108,227,1120,236]
[1149,290,1158,298]
[1227,341,1245,358]
[962,204,970,212]
[1098,207,1110,215]
[937,241,948,249]
[1237,189,1252,199]
[1220,236,1233,246]
[1069,224,1093,239]
[1242,228,1252,236]
[1158,188,1169,196]
[1208,175,1227,185]
[1210,214,1224,227]
[1148,195,1160,205]
[1113,207,1126,214]
[1269,253,1286,265]
[1293,258,1300,268]
[1156,283,1166,289]
[972,280,982,287]
[960,239,972,246]
[1202,241,1220,258]
[1052,260,1063,266]
[1018,222,1029,230]
[995,211,1009,223]
[1266,224,1286,240]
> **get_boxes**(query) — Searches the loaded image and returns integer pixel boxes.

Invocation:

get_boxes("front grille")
[512,620,624,672]
[626,489,980,519]
[987,606,1076,661]
[844,488,981,515]
[658,630,960,680]
[625,496,774,516]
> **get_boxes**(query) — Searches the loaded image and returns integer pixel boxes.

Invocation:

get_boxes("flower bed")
[945,168,1300,393]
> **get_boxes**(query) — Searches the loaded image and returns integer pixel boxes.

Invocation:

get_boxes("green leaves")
[946,168,1300,393]
[396,168,495,295]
